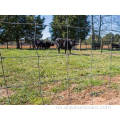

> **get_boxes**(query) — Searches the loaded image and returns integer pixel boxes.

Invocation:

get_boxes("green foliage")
[31,97,51,105]
[50,15,90,41]
[102,33,120,45]
[102,32,114,44]
[86,32,120,45]
[0,15,45,48]
[87,34,100,44]
[51,82,67,93]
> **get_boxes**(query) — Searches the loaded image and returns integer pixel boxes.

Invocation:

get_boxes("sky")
[41,15,120,39]
[41,15,53,39]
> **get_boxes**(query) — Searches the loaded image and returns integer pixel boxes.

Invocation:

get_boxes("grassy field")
[0,49,120,104]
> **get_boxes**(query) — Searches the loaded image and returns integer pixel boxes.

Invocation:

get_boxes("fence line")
[0,16,119,105]
[33,22,44,104]
[0,20,91,29]
[66,20,71,104]
[0,73,112,90]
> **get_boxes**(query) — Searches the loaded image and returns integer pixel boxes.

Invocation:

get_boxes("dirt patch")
[43,81,62,91]
[0,88,14,99]
[52,75,120,105]
[52,84,120,105]
[102,75,120,84]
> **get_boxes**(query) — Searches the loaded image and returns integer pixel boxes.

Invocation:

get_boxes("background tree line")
[0,15,120,49]
[0,15,45,49]
[87,33,120,44]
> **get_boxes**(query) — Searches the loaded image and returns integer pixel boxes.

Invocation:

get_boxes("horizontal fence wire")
[0,20,91,29]
[1,51,120,59]
[0,16,120,105]
[0,73,108,89]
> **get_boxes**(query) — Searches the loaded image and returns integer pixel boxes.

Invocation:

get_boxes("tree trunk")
[32,41,35,49]
[30,42,32,49]
[91,15,95,49]
[79,39,82,50]
[97,15,103,53]
[16,39,20,49]
[6,41,8,49]
[20,43,22,49]
[98,15,102,43]
[85,39,87,50]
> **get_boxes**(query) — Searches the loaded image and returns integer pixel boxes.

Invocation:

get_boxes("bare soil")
[0,76,120,105]
[52,76,120,105]
[0,88,14,99]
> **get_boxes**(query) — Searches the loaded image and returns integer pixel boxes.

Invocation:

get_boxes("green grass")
[0,49,120,104]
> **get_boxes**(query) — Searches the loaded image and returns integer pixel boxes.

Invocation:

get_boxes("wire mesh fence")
[0,15,120,105]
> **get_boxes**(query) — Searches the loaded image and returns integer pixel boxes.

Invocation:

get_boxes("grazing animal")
[35,40,42,49]
[43,40,54,49]
[93,43,101,49]
[35,40,54,49]
[55,38,76,54]
[111,43,120,50]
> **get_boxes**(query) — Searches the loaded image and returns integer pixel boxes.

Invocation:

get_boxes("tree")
[24,15,45,49]
[0,15,27,48]
[114,34,120,43]
[91,15,95,49]
[0,15,45,49]
[102,32,114,48]
[0,15,13,48]
[50,15,90,42]
[98,15,103,53]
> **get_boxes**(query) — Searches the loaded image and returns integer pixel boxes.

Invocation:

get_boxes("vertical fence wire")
[109,16,113,86]
[90,15,94,105]
[108,16,113,105]
[66,18,71,104]
[0,17,117,105]
[109,15,113,85]
[34,23,44,105]
[0,53,10,104]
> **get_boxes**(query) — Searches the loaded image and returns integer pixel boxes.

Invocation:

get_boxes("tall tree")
[0,15,45,49]
[24,15,45,48]
[50,15,90,42]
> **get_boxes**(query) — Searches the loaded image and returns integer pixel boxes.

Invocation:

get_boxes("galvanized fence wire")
[33,23,44,104]
[0,20,90,29]
[90,16,94,105]
[109,16,112,84]
[0,21,44,26]
[0,16,119,105]
[0,53,10,104]
[0,73,110,90]
[66,21,71,104]
[108,16,113,105]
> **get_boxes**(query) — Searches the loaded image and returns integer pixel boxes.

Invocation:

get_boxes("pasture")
[0,48,120,104]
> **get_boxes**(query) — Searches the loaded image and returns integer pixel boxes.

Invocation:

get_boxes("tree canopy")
[0,15,45,48]
[50,15,90,42]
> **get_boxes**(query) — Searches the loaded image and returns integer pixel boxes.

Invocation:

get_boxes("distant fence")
[0,43,111,50]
